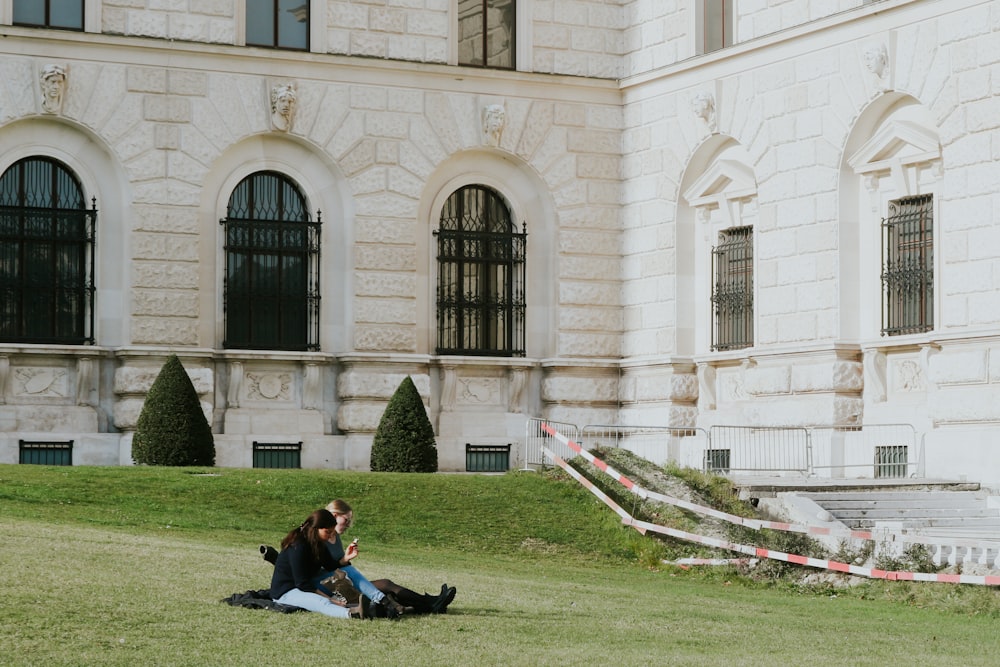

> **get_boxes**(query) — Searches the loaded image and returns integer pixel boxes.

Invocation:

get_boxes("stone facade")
[2,1,1000,484]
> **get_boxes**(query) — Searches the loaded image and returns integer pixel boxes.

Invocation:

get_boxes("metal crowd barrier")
[523,419,579,469]
[707,426,812,475]
[526,419,921,479]
[579,424,709,468]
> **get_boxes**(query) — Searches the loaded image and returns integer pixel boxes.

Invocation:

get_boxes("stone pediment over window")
[683,159,756,208]
[847,119,940,176]
[682,159,757,229]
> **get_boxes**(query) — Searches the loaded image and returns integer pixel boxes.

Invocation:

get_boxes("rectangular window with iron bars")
[711,225,753,351]
[881,194,933,337]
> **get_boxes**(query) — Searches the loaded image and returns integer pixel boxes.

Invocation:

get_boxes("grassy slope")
[2,464,1000,667]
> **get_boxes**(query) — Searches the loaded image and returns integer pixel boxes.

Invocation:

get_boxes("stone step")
[904,517,1000,529]
[797,489,1000,535]
[851,517,1000,530]
[802,491,985,503]
[815,498,984,510]
[830,508,999,520]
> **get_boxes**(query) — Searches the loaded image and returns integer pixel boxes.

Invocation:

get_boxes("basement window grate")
[19,440,73,466]
[704,448,731,474]
[874,445,908,479]
[253,442,302,469]
[466,444,511,472]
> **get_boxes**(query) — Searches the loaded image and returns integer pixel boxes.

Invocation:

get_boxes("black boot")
[431,584,457,614]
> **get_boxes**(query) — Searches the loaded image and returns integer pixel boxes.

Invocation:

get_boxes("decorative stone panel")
[243,371,295,404]
[888,356,926,394]
[11,367,70,399]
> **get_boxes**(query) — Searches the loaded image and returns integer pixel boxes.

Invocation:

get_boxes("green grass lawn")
[1,464,998,666]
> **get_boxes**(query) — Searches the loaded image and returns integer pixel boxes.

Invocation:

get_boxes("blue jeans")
[313,565,385,603]
[274,588,350,618]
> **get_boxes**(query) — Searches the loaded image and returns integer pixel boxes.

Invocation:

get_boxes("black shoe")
[431,584,456,614]
[260,545,278,565]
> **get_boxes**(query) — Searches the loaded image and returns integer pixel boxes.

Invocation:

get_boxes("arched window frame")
[434,184,526,357]
[220,170,321,351]
[0,156,97,344]
[683,151,758,354]
[848,108,941,339]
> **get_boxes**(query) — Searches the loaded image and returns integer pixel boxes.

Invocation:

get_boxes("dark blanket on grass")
[222,589,303,613]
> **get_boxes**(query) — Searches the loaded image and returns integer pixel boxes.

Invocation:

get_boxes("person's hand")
[344,538,359,562]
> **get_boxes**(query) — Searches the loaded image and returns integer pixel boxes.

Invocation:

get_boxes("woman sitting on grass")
[324,499,456,616]
[263,501,456,617]
[269,508,370,619]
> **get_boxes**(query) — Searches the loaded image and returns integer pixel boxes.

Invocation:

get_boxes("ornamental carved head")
[482,104,506,147]
[40,64,68,114]
[270,83,297,132]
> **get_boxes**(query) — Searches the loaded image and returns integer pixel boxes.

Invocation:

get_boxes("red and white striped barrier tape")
[539,438,1000,586]
[539,422,1000,552]
[539,422,873,540]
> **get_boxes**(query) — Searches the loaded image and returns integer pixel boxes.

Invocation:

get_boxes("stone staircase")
[796,489,1000,572]
[733,478,1000,572]
[799,490,1000,536]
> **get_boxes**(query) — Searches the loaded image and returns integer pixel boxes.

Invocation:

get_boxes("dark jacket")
[270,539,339,600]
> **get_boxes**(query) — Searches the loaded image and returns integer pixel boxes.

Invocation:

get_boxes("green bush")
[370,375,438,472]
[132,354,215,466]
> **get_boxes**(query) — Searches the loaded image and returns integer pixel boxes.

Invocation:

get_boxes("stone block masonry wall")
[532,0,624,78]
[737,0,870,44]
[326,0,449,62]
[102,0,236,44]
[620,0,687,78]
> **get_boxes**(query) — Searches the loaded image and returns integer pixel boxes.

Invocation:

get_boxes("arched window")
[221,171,320,351]
[435,184,525,356]
[0,157,96,344]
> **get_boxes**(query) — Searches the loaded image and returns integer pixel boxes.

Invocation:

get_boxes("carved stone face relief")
[270,83,297,132]
[482,104,506,147]
[863,42,889,80]
[40,64,67,114]
[690,91,716,132]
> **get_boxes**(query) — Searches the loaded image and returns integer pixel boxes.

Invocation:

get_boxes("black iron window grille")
[221,171,320,351]
[13,0,84,30]
[0,157,96,345]
[457,0,515,69]
[246,0,309,50]
[711,225,753,351]
[435,185,525,357]
[881,194,933,337]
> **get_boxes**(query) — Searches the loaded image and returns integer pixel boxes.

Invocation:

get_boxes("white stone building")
[1,0,999,484]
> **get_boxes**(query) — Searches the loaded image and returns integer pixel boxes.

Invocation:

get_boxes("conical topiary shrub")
[132,354,215,466]
[370,375,438,472]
